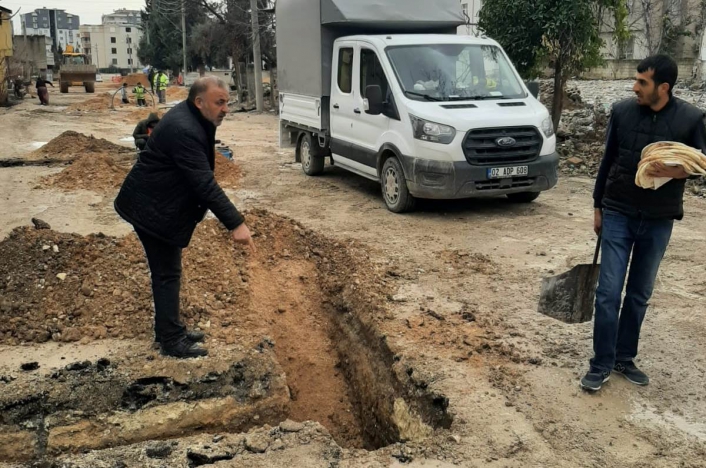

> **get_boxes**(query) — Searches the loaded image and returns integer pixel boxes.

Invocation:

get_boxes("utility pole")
[181,0,187,83]
[250,0,264,112]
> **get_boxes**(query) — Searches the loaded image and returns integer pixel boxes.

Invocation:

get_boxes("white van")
[277,0,558,212]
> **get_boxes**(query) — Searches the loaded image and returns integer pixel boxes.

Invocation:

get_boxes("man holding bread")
[582,55,706,391]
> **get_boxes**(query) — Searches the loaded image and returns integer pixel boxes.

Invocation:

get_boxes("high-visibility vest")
[133,85,145,99]
[158,74,168,91]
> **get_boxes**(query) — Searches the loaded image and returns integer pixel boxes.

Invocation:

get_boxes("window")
[126,27,131,32]
[360,48,390,100]
[462,3,468,15]
[127,48,132,54]
[337,48,354,94]
[128,59,133,65]
[618,37,635,60]
[111,48,117,54]
[110,37,116,43]
[126,37,132,44]
[112,58,118,65]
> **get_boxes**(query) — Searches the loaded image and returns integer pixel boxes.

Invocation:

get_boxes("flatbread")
[635,141,706,189]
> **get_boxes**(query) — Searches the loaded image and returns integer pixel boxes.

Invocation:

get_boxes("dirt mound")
[37,152,132,193]
[0,211,366,347]
[123,107,162,123]
[0,220,249,345]
[215,152,242,188]
[166,86,189,100]
[68,93,113,112]
[28,131,132,162]
[120,73,150,87]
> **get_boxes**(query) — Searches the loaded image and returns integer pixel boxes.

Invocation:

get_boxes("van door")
[349,46,392,173]
[330,42,378,179]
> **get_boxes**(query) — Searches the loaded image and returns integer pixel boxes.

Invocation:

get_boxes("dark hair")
[188,76,228,103]
[123,82,127,86]
[637,55,678,96]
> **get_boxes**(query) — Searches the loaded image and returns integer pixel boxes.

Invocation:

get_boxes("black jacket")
[133,112,161,141]
[115,101,243,247]
[593,97,706,220]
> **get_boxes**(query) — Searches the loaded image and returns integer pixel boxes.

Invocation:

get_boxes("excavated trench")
[0,210,452,463]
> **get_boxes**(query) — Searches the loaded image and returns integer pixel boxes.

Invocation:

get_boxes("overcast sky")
[2,0,145,33]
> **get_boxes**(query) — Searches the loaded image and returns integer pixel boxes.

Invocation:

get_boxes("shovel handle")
[592,233,602,266]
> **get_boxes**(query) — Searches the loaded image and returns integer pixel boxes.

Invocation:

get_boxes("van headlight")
[410,115,456,144]
[541,116,555,138]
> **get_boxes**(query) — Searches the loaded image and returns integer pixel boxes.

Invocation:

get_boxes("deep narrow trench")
[247,256,367,447]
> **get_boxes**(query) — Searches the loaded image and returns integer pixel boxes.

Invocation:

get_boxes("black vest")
[603,97,704,220]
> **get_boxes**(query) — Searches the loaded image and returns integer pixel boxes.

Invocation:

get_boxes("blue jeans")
[590,210,673,373]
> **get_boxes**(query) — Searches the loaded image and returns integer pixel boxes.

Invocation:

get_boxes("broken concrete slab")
[0,346,288,463]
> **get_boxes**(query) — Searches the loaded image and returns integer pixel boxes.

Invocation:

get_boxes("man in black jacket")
[115,76,254,358]
[581,55,706,391]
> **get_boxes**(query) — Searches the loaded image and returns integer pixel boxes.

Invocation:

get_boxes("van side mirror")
[525,81,540,99]
[365,85,383,115]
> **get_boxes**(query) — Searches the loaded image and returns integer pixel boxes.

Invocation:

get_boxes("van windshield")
[386,44,526,102]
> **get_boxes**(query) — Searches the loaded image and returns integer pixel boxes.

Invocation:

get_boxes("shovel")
[538,235,601,324]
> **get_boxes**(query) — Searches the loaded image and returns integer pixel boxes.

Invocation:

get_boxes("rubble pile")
[29,130,132,162]
[37,152,131,193]
[539,81,610,177]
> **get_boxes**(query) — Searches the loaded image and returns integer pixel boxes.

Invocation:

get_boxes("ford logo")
[496,137,517,147]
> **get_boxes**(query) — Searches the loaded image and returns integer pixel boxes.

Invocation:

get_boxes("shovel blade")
[538,264,600,324]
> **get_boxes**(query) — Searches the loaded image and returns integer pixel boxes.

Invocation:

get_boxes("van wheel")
[382,157,416,213]
[84,82,95,93]
[507,192,540,203]
[60,82,69,93]
[298,133,324,176]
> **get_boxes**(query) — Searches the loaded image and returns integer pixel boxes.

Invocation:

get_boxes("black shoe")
[613,361,649,386]
[580,369,611,392]
[155,330,206,345]
[160,337,208,359]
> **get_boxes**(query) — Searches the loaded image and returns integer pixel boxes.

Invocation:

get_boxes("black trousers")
[135,229,186,343]
[137,98,146,106]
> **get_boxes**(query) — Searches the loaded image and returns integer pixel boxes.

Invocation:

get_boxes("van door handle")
[333,104,340,109]
[354,108,361,114]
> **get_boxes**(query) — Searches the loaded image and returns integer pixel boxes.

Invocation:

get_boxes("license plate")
[487,166,529,179]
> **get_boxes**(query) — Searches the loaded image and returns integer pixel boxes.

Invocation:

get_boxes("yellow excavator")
[59,45,97,93]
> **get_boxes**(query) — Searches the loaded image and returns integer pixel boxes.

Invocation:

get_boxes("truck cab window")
[360,49,389,99]
[337,48,353,94]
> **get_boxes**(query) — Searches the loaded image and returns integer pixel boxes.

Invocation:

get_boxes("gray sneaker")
[580,369,611,392]
[613,361,649,386]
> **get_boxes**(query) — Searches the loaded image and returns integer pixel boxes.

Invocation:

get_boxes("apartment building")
[80,10,143,72]
[19,8,81,54]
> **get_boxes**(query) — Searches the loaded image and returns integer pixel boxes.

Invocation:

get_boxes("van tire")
[381,157,416,213]
[60,82,69,93]
[84,82,95,93]
[507,192,540,203]
[298,133,324,176]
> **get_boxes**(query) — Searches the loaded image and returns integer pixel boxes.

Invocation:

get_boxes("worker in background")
[121,83,130,105]
[582,55,706,392]
[34,75,54,106]
[148,68,155,95]
[154,70,168,104]
[133,82,147,107]
[115,77,254,358]
[133,112,160,151]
